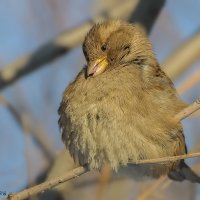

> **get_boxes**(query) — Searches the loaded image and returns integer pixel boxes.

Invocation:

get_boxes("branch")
[133,152,200,165]
[4,99,200,200]
[173,98,200,122]
[0,0,166,90]
[129,0,165,34]
[5,166,88,200]
[177,68,200,95]
[162,30,200,80]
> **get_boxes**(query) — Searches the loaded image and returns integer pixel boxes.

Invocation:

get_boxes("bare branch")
[162,30,200,80]
[5,166,88,200]
[173,98,200,122]
[133,152,200,165]
[0,0,166,90]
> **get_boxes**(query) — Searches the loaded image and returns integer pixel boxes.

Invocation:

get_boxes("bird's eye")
[123,45,130,51]
[101,44,107,52]
[109,57,114,62]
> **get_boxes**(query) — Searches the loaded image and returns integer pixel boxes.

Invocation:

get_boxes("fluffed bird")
[58,20,200,183]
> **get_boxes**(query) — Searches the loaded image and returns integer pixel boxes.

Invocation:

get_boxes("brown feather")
[58,20,199,181]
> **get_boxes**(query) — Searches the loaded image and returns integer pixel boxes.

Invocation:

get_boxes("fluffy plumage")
[59,20,200,182]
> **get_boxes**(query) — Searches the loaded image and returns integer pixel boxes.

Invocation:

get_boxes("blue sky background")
[0,0,199,199]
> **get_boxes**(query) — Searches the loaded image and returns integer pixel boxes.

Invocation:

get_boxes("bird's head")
[83,20,156,78]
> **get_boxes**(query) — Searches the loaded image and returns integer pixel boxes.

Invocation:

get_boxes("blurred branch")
[0,95,55,161]
[137,162,200,200]
[136,176,167,200]
[96,163,112,200]
[0,0,166,90]
[163,30,200,80]
[138,162,200,200]
[176,69,200,118]
[129,0,165,34]
[177,68,200,95]
[0,95,27,130]
[161,163,200,190]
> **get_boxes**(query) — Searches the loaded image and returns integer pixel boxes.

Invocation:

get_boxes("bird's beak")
[87,57,108,77]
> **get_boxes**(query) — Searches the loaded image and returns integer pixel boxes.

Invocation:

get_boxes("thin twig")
[173,98,200,122]
[5,166,88,200]
[133,152,200,165]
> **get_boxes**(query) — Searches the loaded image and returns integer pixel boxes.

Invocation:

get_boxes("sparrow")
[58,20,200,183]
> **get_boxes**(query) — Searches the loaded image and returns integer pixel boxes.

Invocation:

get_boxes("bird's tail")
[168,161,200,183]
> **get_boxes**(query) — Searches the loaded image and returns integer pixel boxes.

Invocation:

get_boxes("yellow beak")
[87,57,108,77]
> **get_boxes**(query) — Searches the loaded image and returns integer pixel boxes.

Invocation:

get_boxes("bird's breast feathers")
[60,67,184,170]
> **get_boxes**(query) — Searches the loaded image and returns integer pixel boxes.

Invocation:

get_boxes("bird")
[58,20,200,183]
